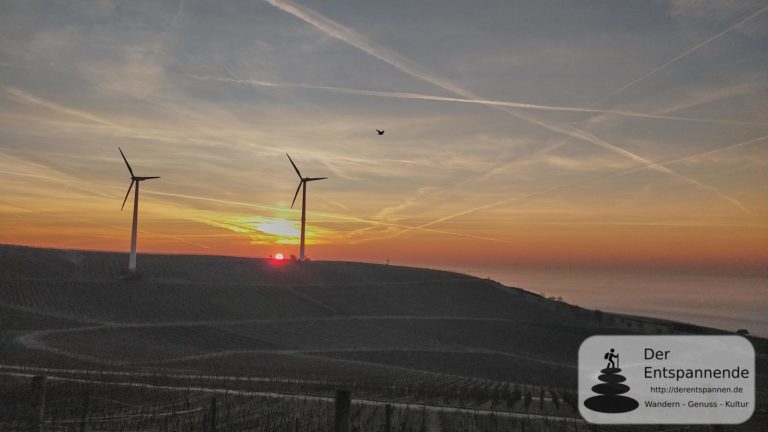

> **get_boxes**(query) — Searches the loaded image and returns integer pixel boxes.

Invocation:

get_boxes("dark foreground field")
[1,244,766,431]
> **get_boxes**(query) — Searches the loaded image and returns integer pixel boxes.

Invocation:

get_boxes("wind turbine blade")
[291,181,303,208]
[118,148,134,177]
[137,176,161,180]
[121,180,134,211]
[286,153,302,178]
[306,177,327,181]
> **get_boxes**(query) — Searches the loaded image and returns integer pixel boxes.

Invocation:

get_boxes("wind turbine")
[119,148,160,275]
[286,153,327,261]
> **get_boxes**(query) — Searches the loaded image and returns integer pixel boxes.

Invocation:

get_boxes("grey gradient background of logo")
[578,336,754,424]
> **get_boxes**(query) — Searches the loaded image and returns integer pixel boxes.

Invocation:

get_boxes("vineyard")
[1,245,766,431]
[1,369,764,432]
[1,369,588,432]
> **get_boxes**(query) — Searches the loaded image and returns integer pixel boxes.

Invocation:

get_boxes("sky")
[1,0,767,273]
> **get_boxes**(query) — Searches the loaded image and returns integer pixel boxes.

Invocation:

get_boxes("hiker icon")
[584,348,638,413]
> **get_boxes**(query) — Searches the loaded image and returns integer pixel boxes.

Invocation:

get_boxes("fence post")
[209,396,217,432]
[79,390,90,432]
[30,375,46,432]
[334,389,351,432]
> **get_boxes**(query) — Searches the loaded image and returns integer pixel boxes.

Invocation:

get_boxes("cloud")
[372,186,440,220]
[376,132,767,242]
[262,0,752,216]
[142,190,516,245]
[666,0,757,19]
[4,86,126,130]
[564,128,753,215]
[149,0,185,63]
[594,3,768,105]
[67,0,119,18]
[191,75,756,125]
[537,154,634,172]
[627,134,768,170]
[25,25,82,63]
[196,214,309,245]
[262,0,470,96]
[2,1,764,259]
[81,48,168,97]
[653,81,761,115]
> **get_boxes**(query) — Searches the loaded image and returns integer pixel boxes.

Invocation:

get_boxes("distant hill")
[0,244,764,393]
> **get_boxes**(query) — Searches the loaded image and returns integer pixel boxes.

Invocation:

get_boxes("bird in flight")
[376,129,384,135]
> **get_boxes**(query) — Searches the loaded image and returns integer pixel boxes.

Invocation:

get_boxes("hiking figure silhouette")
[585,348,638,413]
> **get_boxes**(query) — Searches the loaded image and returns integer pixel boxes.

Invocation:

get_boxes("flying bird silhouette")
[376,129,384,135]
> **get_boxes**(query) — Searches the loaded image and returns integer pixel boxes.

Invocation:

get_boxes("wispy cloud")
[566,128,753,214]
[262,0,470,96]
[594,4,768,105]
[624,134,768,171]
[2,1,765,266]
[667,0,758,19]
[191,75,757,125]
[262,0,752,216]
[143,190,517,245]
[653,82,761,115]
[4,86,126,130]
[375,133,767,241]
[149,0,185,63]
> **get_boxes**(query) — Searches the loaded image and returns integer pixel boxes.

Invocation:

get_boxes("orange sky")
[1,1,767,274]
[1,196,766,272]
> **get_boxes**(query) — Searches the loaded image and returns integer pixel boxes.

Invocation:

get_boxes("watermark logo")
[583,348,638,413]
[578,336,754,424]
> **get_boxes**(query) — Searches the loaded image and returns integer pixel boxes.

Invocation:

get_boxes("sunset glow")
[0,1,766,273]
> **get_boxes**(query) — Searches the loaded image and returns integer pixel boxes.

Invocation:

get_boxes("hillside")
[1,244,766,428]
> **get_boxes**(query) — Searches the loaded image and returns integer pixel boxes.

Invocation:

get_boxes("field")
[1,244,766,431]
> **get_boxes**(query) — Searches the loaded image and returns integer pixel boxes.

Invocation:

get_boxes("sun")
[274,252,284,260]
[258,220,299,238]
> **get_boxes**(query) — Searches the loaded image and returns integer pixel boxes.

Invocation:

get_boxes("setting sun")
[274,252,284,260]
[258,220,299,239]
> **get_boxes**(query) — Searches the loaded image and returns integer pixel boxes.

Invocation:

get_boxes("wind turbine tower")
[286,153,327,261]
[119,148,160,275]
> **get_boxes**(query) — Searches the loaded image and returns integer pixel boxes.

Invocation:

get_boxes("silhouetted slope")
[0,244,575,324]
[1,244,765,397]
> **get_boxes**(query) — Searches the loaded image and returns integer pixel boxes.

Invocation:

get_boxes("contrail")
[386,134,767,239]
[0,62,34,69]
[367,178,605,243]
[3,157,514,248]
[3,87,207,146]
[594,4,768,105]
[263,0,752,215]
[614,134,768,177]
[492,104,752,215]
[69,218,212,250]
[190,75,755,126]
[364,141,568,223]
[146,190,296,213]
[262,0,469,96]
[149,0,185,63]
[385,177,604,241]
[145,190,517,244]
[5,87,126,130]
[569,129,753,215]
